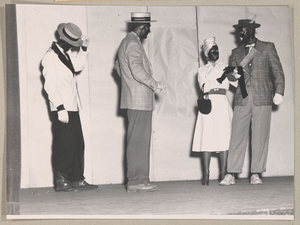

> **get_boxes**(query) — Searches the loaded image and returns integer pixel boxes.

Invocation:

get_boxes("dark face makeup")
[140,24,151,39]
[59,39,73,52]
[238,27,252,44]
[208,45,219,62]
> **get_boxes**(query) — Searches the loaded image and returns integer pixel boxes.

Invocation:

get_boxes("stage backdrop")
[16,5,294,188]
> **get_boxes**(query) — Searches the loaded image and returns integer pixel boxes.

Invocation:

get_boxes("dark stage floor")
[17,176,294,219]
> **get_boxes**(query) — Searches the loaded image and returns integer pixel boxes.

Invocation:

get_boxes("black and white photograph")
[5,3,294,221]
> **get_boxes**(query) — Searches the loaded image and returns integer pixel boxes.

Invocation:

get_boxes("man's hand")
[155,82,166,93]
[58,110,69,123]
[81,35,90,48]
[273,93,283,105]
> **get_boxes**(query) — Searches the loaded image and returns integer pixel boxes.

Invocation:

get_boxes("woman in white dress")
[192,37,237,185]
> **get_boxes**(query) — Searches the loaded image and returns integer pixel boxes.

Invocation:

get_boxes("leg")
[126,109,152,186]
[201,152,211,185]
[251,105,272,173]
[69,112,97,191]
[52,112,85,182]
[226,104,251,173]
[51,112,75,191]
[219,150,228,180]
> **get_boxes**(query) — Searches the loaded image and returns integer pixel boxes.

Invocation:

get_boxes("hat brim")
[233,23,261,28]
[125,20,157,23]
[57,23,83,47]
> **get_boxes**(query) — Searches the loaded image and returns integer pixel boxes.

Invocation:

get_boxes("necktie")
[245,43,255,54]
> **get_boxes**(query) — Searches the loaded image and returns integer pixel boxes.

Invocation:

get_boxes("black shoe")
[72,180,98,191]
[54,180,73,192]
[54,172,73,192]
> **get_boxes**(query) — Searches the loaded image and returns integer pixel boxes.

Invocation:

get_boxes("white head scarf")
[203,37,217,57]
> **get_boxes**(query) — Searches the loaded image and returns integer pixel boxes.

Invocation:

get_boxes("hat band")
[131,17,151,21]
[62,28,80,42]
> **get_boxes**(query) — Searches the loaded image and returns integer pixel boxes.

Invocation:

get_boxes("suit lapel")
[51,42,75,74]
[251,39,263,66]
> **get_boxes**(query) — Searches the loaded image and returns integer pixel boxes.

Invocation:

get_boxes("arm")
[126,42,158,91]
[268,43,285,96]
[114,59,121,76]
[42,54,64,108]
[42,54,69,122]
[227,54,239,82]
[70,47,89,72]
[198,68,220,93]
[70,35,90,72]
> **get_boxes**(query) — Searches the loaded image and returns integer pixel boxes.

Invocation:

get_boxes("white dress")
[192,61,235,152]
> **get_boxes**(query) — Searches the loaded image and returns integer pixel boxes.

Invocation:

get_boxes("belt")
[207,88,226,95]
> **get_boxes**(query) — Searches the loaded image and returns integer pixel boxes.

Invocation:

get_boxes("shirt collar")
[55,42,70,55]
[131,31,140,41]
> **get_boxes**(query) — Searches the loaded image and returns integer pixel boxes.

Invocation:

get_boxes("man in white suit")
[115,12,165,192]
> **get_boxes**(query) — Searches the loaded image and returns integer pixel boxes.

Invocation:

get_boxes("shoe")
[250,174,262,185]
[72,180,98,191]
[127,183,158,193]
[219,174,235,186]
[201,170,210,185]
[54,180,73,192]
[54,171,73,192]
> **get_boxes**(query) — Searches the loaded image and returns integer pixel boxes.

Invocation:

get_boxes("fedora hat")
[233,19,261,28]
[126,12,156,23]
[57,23,83,47]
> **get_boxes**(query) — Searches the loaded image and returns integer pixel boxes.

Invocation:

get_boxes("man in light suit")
[42,23,98,191]
[220,18,285,185]
[115,12,165,192]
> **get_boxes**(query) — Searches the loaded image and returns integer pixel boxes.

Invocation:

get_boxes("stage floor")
[18,176,294,219]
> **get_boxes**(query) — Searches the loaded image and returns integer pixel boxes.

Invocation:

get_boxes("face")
[59,39,73,52]
[238,27,253,44]
[207,45,219,62]
[140,24,151,39]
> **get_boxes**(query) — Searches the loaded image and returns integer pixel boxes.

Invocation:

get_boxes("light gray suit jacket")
[228,39,285,106]
[115,32,158,111]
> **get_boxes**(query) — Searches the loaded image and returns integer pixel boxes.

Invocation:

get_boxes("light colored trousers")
[227,91,272,173]
[126,109,152,186]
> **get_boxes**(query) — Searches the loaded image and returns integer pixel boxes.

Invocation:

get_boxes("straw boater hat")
[57,22,83,47]
[233,15,261,28]
[126,12,156,23]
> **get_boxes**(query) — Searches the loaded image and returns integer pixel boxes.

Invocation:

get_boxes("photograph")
[5,4,294,221]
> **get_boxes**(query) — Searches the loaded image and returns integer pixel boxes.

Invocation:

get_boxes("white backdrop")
[16,5,294,188]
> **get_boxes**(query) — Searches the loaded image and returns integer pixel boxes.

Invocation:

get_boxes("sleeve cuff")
[57,104,65,111]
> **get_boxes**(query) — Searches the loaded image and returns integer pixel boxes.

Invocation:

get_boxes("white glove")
[81,35,90,48]
[233,68,241,79]
[273,93,283,105]
[58,110,69,123]
[155,82,166,93]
